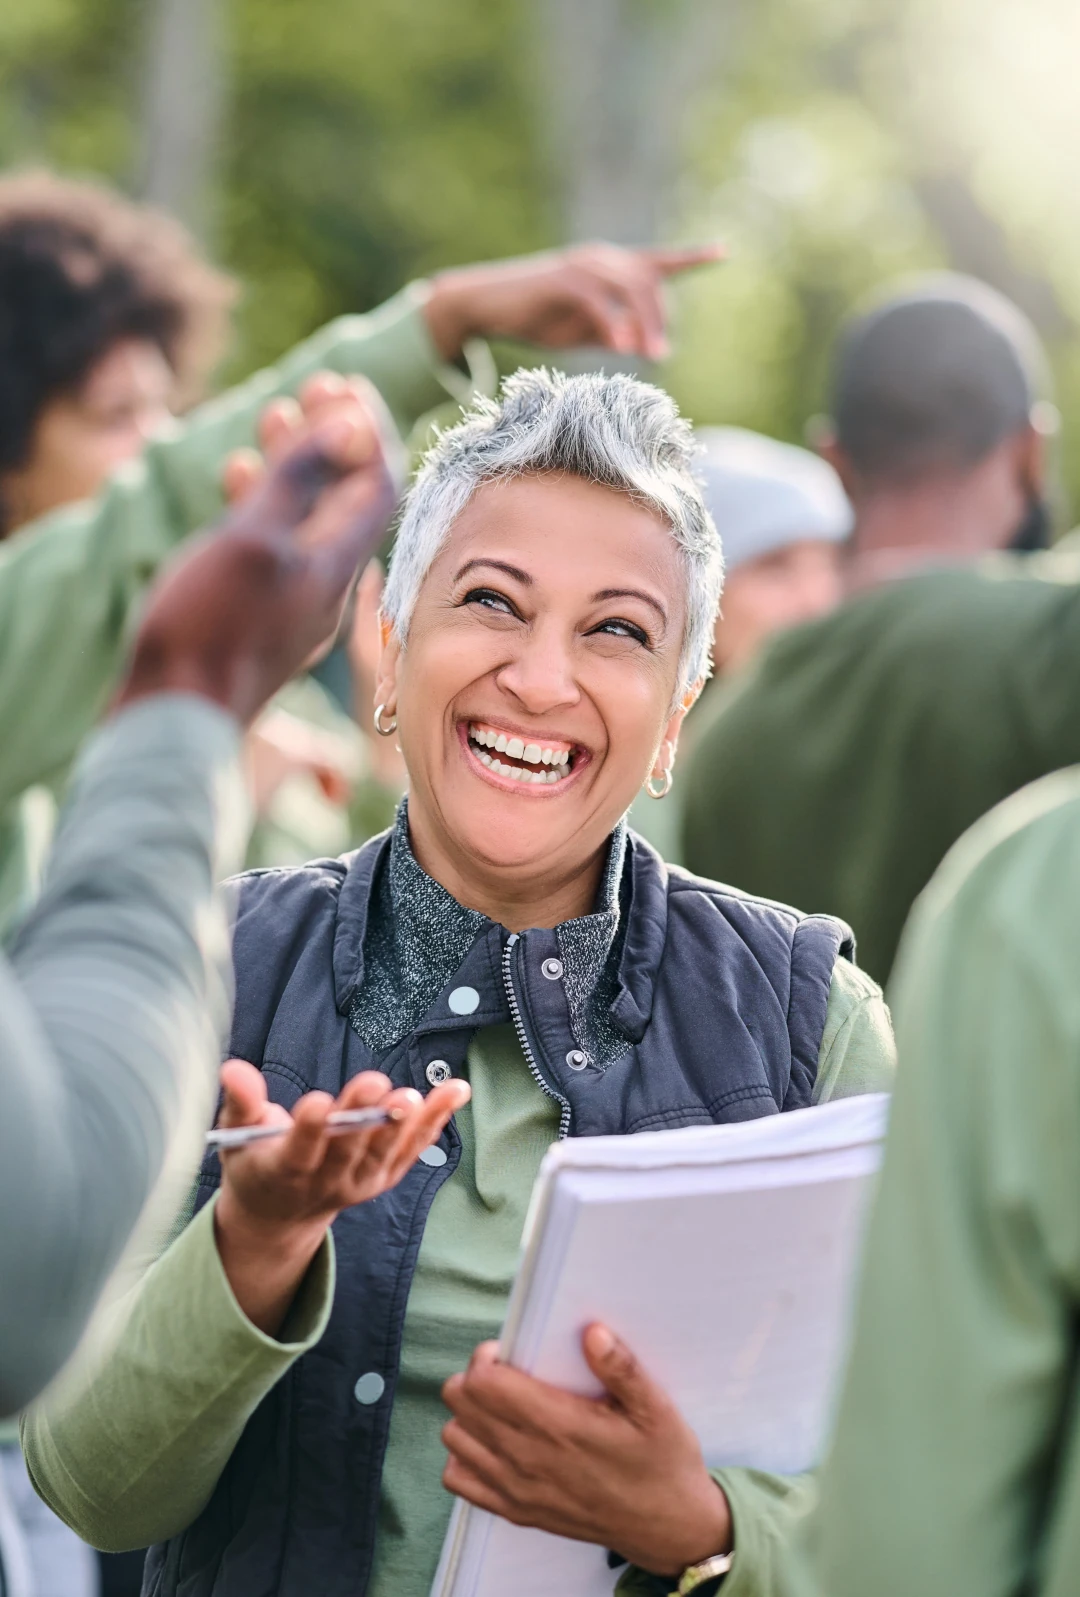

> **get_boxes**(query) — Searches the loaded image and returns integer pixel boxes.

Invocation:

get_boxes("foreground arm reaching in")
[0,382,398,1417]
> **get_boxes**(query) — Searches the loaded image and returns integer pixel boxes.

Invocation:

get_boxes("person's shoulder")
[661,855,852,948]
[903,765,1080,962]
[226,828,388,929]
[825,953,883,1006]
[664,858,800,921]
[226,854,350,917]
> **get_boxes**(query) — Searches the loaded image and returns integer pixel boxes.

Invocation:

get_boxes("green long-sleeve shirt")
[0,286,477,937]
[773,764,1080,1597]
[0,695,246,1420]
[23,957,894,1595]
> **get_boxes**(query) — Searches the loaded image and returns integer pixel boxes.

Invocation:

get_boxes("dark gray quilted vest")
[143,829,852,1597]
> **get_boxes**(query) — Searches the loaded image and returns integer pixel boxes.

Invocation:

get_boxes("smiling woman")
[23,371,896,1597]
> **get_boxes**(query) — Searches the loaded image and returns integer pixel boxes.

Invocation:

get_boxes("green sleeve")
[21,1195,336,1552]
[0,285,471,812]
[786,772,1080,1597]
[812,957,896,1104]
[0,696,246,1418]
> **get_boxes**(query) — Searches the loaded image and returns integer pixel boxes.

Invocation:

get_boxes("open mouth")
[465,721,578,786]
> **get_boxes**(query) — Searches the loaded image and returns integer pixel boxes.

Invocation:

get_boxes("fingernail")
[589,1325,615,1358]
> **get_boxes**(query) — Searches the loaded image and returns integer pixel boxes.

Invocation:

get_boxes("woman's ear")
[659,678,704,762]
[373,618,402,721]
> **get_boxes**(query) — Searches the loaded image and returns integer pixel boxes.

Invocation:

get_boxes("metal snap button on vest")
[353,1371,385,1405]
[426,1059,452,1086]
[419,1144,448,1167]
[566,1049,588,1071]
[541,958,564,980]
[447,985,480,1015]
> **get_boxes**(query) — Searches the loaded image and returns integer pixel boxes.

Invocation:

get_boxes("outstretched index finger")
[641,243,728,277]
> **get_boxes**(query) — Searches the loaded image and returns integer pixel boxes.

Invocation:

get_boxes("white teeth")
[469,724,575,785]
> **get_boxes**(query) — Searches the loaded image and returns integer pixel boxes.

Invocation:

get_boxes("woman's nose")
[495,629,581,714]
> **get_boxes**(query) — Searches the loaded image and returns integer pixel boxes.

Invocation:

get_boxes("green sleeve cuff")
[709,1468,816,1597]
[197,1193,337,1353]
[612,1470,815,1596]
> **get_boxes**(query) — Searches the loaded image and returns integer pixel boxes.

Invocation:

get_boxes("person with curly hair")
[0,170,234,536]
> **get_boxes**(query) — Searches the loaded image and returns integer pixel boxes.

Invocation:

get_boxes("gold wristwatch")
[674,1550,734,1594]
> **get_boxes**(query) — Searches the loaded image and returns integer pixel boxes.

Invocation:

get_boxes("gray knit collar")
[348,800,629,1065]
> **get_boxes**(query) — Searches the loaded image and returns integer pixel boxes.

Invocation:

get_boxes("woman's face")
[378,472,691,894]
[1,337,173,532]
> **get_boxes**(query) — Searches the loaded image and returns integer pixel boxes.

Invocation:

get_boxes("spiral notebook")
[431,1092,889,1597]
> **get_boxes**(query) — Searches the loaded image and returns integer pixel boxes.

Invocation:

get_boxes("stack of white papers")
[432,1093,889,1597]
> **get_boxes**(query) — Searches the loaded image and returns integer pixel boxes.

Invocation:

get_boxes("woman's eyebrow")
[452,558,532,586]
[592,587,668,625]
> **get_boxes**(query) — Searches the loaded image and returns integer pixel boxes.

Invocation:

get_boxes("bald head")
[830,274,1045,486]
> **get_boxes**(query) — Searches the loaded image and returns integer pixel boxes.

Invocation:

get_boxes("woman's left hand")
[441,1324,732,1577]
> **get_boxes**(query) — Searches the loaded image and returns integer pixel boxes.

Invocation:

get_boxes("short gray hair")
[382,367,724,699]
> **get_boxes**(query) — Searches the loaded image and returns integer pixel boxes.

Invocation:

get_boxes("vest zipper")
[502,932,571,1139]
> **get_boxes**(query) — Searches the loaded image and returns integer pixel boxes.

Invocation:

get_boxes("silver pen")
[206,1105,401,1152]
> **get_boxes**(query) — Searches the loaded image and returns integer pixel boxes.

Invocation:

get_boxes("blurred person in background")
[682,273,1074,984]
[774,764,1080,1597]
[629,425,850,861]
[0,170,722,935]
[23,370,893,1597]
[0,383,404,1594]
[699,427,850,676]
[0,172,232,536]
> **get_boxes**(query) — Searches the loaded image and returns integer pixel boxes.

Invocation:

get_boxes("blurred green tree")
[1,0,1078,514]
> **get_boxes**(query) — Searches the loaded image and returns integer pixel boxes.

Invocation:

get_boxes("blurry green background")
[4,0,1080,513]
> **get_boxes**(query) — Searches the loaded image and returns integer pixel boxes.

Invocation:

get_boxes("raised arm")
[0,240,721,811]
[0,385,398,1416]
[0,289,446,812]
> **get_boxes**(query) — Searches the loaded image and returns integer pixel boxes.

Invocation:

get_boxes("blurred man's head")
[697,427,850,674]
[0,171,234,534]
[818,273,1053,565]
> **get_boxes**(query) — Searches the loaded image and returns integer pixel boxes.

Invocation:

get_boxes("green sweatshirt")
[0,286,479,937]
[772,765,1080,1597]
[23,957,894,1596]
[681,553,1080,986]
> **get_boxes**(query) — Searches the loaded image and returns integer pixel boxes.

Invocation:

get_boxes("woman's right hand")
[212,1059,469,1335]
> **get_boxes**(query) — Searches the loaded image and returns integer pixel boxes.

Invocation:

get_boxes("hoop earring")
[373,703,398,737]
[645,765,673,800]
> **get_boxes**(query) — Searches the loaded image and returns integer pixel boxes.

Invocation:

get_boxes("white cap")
[696,427,853,573]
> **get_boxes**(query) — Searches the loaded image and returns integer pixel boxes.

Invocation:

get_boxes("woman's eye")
[592,618,650,646]
[461,587,516,617]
